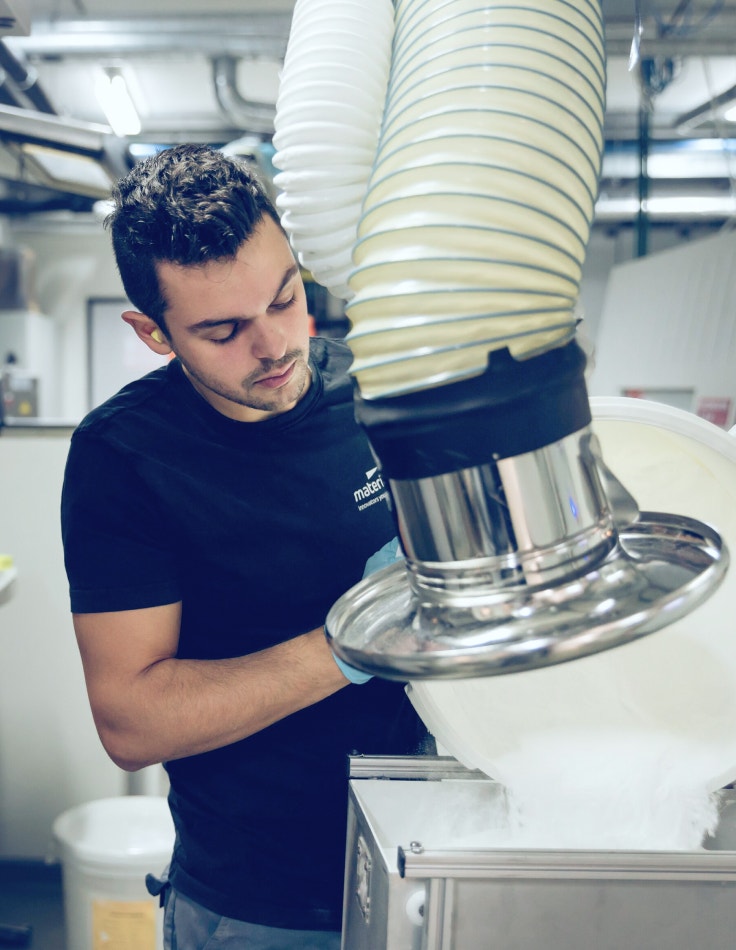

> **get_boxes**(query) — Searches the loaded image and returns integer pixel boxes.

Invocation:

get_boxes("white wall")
[0,432,125,859]
[1,217,132,860]
[0,217,170,861]
[9,216,126,423]
[589,229,736,429]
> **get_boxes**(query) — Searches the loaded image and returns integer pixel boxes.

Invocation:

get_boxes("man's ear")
[122,311,172,354]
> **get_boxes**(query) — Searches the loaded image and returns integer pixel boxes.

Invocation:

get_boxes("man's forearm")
[86,626,348,771]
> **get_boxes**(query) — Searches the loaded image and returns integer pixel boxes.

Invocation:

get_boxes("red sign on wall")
[695,397,733,429]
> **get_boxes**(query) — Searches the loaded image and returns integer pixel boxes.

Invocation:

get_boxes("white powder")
[408,414,736,853]
[412,673,725,851]
[489,733,720,850]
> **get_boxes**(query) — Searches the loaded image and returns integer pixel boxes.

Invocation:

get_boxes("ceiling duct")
[0,0,29,38]
[0,5,126,206]
[0,103,110,153]
[0,103,128,201]
[211,55,276,135]
[7,15,292,58]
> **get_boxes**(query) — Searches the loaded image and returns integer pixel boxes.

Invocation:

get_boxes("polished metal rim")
[326,512,728,680]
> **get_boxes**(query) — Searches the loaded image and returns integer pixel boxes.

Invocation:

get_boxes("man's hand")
[330,537,405,685]
[362,537,404,578]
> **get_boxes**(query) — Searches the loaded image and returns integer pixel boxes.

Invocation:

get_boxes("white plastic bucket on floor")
[52,796,175,950]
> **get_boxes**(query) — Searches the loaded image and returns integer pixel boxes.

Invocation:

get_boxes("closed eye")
[270,294,296,312]
[208,322,242,344]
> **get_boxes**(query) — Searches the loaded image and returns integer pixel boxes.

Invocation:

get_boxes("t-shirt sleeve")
[61,431,182,613]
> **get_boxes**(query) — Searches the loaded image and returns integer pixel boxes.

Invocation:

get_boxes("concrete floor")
[0,861,65,950]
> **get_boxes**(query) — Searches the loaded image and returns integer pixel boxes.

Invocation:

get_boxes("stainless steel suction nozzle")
[327,344,728,679]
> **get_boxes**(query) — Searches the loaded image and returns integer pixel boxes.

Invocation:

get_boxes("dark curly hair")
[105,144,282,333]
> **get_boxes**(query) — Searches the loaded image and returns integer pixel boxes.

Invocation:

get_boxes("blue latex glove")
[333,654,374,685]
[362,537,405,578]
[331,537,405,684]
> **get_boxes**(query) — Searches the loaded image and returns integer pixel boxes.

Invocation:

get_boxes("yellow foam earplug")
[0,554,14,570]
[151,330,164,343]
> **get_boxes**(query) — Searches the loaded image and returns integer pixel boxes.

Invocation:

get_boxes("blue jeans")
[163,886,342,950]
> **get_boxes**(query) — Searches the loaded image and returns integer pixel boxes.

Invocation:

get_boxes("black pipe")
[0,42,56,115]
[636,102,650,258]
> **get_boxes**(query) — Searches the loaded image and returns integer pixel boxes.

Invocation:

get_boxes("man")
[60,144,428,949]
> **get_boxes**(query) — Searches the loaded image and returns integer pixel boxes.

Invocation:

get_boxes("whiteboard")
[87,297,170,410]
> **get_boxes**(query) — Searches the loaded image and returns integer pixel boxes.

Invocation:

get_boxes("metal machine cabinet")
[341,757,736,950]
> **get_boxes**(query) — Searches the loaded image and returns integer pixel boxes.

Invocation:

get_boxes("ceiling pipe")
[211,55,276,134]
[5,16,292,59]
[0,31,137,192]
[11,12,736,60]
[604,11,736,57]
[676,81,736,132]
[0,40,56,113]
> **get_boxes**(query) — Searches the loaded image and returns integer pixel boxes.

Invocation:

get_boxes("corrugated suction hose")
[274,0,606,399]
[272,0,395,301]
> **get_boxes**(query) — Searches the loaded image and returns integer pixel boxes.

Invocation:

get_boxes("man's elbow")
[95,719,160,773]
[108,748,157,773]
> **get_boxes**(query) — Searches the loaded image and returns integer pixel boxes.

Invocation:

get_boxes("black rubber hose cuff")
[354,339,591,480]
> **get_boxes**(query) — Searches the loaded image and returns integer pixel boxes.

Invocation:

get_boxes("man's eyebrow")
[187,263,300,332]
[273,263,300,298]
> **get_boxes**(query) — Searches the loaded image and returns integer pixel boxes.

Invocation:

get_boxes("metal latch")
[355,834,371,923]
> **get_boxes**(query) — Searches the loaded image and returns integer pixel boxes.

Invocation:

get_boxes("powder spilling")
[409,667,729,852]
[407,416,736,853]
[486,733,720,850]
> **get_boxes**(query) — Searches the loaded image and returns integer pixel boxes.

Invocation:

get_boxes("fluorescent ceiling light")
[724,104,736,123]
[602,139,736,180]
[94,69,141,138]
[595,194,736,220]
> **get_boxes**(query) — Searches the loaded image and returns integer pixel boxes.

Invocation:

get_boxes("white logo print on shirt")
[353,467,390,511]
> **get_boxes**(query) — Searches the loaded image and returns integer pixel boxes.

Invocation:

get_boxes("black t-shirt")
[61,337,428,930]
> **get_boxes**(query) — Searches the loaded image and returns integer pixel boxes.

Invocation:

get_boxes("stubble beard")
[181,348,310,415]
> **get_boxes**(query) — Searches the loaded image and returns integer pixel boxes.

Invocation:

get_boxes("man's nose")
[251,318,288,361]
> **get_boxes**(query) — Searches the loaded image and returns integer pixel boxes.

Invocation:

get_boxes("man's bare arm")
[73,603,350,772]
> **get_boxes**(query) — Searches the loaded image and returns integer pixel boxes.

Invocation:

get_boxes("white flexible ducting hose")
[272,0,394,300]
[273,0,605,399]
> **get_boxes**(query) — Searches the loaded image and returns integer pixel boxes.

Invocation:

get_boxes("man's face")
[156,215,312,422]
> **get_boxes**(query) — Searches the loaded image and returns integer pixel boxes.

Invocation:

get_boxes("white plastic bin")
[52,796,175,950]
